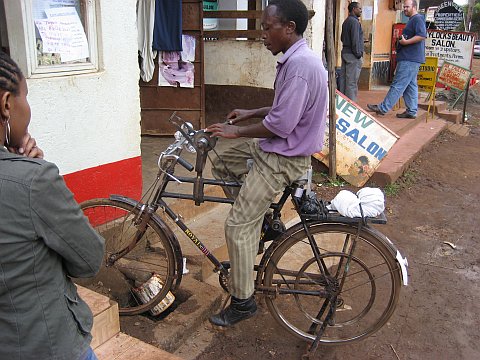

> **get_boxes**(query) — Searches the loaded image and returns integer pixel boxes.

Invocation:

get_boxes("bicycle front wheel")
[77,198,177,315]
[263,222,402,345]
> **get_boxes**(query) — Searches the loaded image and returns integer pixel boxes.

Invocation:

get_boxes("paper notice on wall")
[34,6,89,62]
[362,6,373,21]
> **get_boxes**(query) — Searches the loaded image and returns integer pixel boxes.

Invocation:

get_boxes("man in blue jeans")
[367,0,426,119]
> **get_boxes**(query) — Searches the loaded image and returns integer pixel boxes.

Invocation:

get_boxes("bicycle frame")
[145,162,302,280]
[83,115,409,359]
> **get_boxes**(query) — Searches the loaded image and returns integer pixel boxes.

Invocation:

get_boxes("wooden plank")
[203,9,315,19]
[96,333,182,360]
[90,302,120,349]
[140,86,201,109]
[203,10,263,19]
[76,286,120,349]
[183,2,201,30]
[141,110,201,135]
[77,285,111,316]
[204,30,263,38]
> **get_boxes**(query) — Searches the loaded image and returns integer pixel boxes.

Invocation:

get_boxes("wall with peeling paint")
[204,1,325,88]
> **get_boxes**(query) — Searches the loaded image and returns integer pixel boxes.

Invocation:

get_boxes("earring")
[3,116,10,146]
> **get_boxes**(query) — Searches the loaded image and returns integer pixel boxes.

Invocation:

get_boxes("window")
[2,0,98,77]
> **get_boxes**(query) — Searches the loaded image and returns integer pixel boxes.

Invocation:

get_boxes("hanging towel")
[137,0,157,82]
[153,0,182,51]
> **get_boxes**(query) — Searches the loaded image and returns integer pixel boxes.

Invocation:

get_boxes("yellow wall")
[372,0,397,62]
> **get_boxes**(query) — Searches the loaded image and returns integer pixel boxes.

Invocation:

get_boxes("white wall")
[204,0,325,88]
[26,1,141,175]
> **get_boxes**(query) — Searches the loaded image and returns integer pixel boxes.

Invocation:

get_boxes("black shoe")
[367,104,386,115]
[396,111,416,119]
[209,296,257,327]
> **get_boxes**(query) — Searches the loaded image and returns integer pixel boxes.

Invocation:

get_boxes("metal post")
[462,80,470,125]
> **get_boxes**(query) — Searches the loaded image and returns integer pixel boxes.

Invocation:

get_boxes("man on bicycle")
[206,0,328,327]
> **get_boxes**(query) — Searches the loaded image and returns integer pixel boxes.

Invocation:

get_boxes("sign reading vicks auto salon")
[313,92,399,187]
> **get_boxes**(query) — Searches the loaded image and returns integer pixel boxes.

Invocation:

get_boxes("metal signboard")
[425,30,474,69]
[434,1,464,31]
[437,62,472,91]
[313,91,399,187]
[417,56,438,91]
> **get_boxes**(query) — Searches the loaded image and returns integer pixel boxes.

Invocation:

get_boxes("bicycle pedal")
[257,241,265,255]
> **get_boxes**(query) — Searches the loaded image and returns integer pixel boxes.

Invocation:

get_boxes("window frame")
[5,0,99,78]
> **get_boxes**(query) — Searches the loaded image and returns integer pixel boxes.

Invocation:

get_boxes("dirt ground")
[120,60,480,359]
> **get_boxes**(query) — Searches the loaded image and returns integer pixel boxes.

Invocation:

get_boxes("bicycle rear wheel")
[263,222,402,345]
[77,198,176,315]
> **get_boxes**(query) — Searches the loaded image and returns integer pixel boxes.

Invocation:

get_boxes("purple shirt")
[260,38,328,157]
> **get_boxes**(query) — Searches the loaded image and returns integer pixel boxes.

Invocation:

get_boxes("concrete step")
[418,99,447,113]
[418,99,463,123]
[375,108,428,137]
[437,108,463,123]
[371,117,447,186]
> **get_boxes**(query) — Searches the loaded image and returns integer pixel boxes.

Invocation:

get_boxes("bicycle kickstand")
[301,297,337,360]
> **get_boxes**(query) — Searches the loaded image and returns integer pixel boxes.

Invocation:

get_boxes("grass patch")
[383,169,417,196]
[384,183,401,196]
[312,172,347,187]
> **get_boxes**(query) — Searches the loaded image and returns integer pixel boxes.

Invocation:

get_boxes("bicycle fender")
[363,226,409,287]
[109,194,184,290]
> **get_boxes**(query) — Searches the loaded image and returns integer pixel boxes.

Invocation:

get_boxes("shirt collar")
[277,38,307,66]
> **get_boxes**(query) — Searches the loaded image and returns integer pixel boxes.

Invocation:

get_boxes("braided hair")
[0,52,23,96]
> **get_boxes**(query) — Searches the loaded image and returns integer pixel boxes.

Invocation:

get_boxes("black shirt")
[341,15,364,59]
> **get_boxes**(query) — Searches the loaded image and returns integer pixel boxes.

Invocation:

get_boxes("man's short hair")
[268,0,309,36]
[405,0,418,8]
[348,2,359,13]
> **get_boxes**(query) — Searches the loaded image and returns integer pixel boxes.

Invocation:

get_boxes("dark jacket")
[0,147,104,360]
[341,14,364,59]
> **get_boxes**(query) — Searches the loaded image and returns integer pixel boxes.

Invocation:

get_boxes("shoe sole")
[367,105,385,115]
[209,309,258,328]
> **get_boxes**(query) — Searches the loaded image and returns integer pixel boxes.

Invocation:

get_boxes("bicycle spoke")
[263,223,401,344]
[77,199,176,315]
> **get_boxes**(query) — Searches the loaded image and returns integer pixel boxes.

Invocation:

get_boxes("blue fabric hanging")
[153,0,182,51]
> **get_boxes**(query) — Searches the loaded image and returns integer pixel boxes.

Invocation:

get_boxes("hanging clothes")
[137,0,156,82]
[152,0,183,51]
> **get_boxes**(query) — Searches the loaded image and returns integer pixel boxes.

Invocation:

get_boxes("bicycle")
[78,114,408,354]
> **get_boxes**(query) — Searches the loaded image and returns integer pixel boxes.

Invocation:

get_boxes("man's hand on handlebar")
[205,123,240,139]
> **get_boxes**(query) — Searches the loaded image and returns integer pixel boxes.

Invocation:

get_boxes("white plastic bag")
[327,187,385,218]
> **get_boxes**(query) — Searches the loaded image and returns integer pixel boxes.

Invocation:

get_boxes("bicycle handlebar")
[176,156,194,172]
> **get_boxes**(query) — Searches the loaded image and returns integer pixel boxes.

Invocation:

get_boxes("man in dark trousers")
[339,1,364,102]
[367,0,426,118]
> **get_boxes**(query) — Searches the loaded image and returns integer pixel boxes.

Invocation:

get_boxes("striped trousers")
[212,139,310,299]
